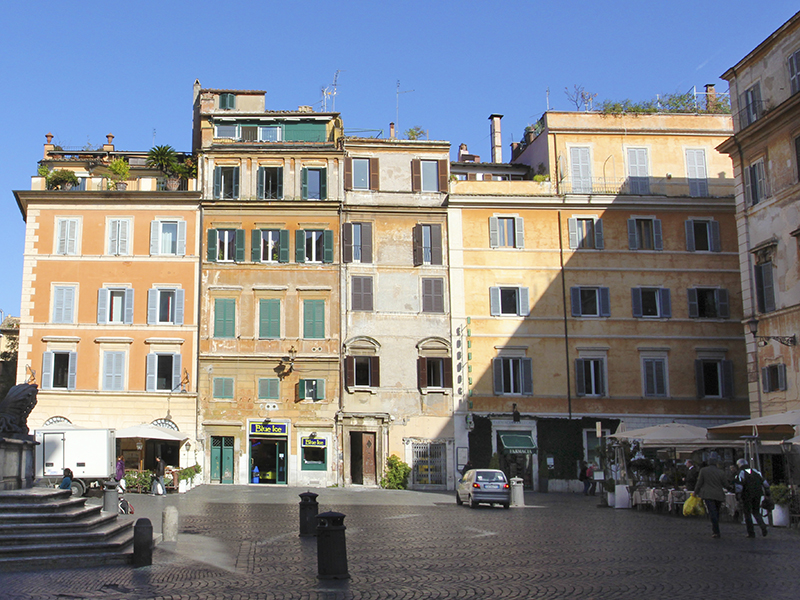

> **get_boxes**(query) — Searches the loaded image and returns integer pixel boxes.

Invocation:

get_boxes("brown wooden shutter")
[342,223,353,263]
[438,159,448,192]
[411,159,421,192]
[370,356,380,387]
[443,358,453,388]
[345,356,355,387]
[361,222,373,264]
[344,157,353,190]
[412,224,423,266]
[430,224,443,265]
[417,357,427,389]
[369,158,380,191]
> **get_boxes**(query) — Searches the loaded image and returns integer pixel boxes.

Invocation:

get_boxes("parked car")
[456,469,510,509]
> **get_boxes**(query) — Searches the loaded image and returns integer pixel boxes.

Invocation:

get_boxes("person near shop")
[694,452,728,538]
[684,459,699,491]
[579,461,590,495]
[736,458,769,538]
[153,456,166,496]
[59,468,73,490]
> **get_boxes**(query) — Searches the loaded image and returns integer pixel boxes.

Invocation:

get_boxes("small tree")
[380,455,412,489]
[146,145,178,177]
[405,126,426,140]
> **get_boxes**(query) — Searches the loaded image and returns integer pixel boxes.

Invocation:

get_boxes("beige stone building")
[449,111,747,490]
[14,138,201,486]
[718,11,800,419]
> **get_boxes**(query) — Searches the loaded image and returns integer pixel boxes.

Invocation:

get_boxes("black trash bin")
[316,511,349,579]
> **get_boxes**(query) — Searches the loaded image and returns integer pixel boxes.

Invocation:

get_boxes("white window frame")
[685,219,721,253]
[146,352,182,393]
[98,287,134,325]
[352,158,370,190]
[641,353,669,397]
[150,219,186,256]
[489,215,525,249]
[148,287,184,325]
[489,286,530,317]
[762,364,787,393]
[304,230,325,263]
[576,350,607,397]
[790,49,800,95]
[492,355,534,396]
[628,217,662,251]
[420,160,439,192]
[107,218,131,256]
[55,218,80,255]
[744,158,769,206]
[217,229,237,262]
[568,216,604,250]
[260,229,281,263]
[42,350,77,390]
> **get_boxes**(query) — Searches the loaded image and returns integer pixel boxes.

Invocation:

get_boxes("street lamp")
[746,317,797,347]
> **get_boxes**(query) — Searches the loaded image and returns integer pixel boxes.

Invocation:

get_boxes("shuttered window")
[422,278,444,313]
[214,298,236,338]
[762,364,787,393]
[568,217,604,249]
[42,351,77,390]
[257,167,283,199]
[695,360,734,398]
[301,167,327,200]
[413,224,442,265]
[685,220,720,252]
[299,379,325,401]
[345,356,381,388]
[56,218,79,255]
[147,288,184,325]
[627,148,650,195]
[754,262,776,314]
[219,93,236,109]
[642,358,667,397]
[342,222,373,263]
[303,299,325,339]
[107,219,131,256]
[102,351,126,391]
[489,287,530,316]
[790,50,800,95]
[259,299,281,339]
[687,288,729,319]
[489,216,525,249]
[97,288,134,325]
[570,147,592,193]
[52,286,76,324]
[150,220,186,256]
[213,377,234,399]
[570,287,611,317]
[685,149,709,197]
[351,276,373,311]
[631,288,671,318]
[744,159,769,205]
[258,378,280,399]
[627,218,662,250]
[492,357,533,395]
[145,353,181,392]
[213,166,240,199]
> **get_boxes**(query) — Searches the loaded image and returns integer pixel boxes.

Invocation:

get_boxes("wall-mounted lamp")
[278,346,298,379]
[136,441,143,452]
[746,318,797,347]
[185,442,191,451]
[309,431,317,438]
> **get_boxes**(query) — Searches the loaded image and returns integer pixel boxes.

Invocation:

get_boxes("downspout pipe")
[558,210,572,419]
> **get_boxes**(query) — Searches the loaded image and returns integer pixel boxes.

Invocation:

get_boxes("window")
[570,147,592,193]
[570,286,611,317]
[260,126,281,142]
[147,288,184,325]
[627,218,663,250]
[695,359,733,398]
[413,224,443,265]
[422,278,444,313]
[97,288,134,325]
[257,167,283,199]
[301,167,327,200]
[252,229,289,263]
[342,222,372,263]
[302,444,326,471]
[352,276,373,311]
[107,219,131,256]
[744,159,769,205]
[688,288,729,319]
[739,83,761,128]
[219,93,235,110]
[685,149,709,197]
[150,220,186,256]
[754,262,775,313]
[685,220,720,252]
[52,286,75,324]
[295,229,333,263]
[207,228,245,263]
[213,377,234,399]
[299,378,325,401]
[642,357,667,397]
[213,166,240,199]
[492,357,533,395]
[489,286,529,316]
[345,157,378,191]
[418,357,452,390]
[258,378,280,400]
[489,216,524,248]
[102,351,125,391]
[631,288,671,318]
[762,364,787,393]
[146,353,182,392]
[411,159,446,192]
[215,123,236,138]
[42,351,77,390]
[258,299,280,339]
[627,148,650,194]
[568,217,604,250]
[790,49,800,95]
[576,358,605,397]
[303,299,325,339]
[55,218,79,255]
[214,298,236,338]
[345,356,380,388]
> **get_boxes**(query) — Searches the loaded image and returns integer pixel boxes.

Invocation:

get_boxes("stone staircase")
[0,487,134,571]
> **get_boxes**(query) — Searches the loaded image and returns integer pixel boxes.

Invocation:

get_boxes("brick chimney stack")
[489,114,503,163]
[705,84,717,112]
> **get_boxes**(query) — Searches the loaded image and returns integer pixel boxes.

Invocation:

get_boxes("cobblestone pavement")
[2,486,799,599]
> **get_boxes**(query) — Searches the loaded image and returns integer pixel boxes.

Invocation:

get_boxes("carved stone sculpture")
[0,383,38,435]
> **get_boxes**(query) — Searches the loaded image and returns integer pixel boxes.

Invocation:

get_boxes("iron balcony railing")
[561,176,734,198]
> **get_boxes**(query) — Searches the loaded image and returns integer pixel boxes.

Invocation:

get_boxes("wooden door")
[362,432,376,486]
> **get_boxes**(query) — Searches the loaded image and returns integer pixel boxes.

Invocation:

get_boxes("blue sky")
[0,1,797,316]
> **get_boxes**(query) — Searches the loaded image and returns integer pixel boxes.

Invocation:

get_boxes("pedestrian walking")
[586,463,597,496]
[736,458,770,538]
[153,456,166,496]
[115,455,126,492]
[694,452,728,538]
[684,459,699,491]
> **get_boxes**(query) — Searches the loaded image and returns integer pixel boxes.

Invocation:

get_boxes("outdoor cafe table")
[668,489,691,513]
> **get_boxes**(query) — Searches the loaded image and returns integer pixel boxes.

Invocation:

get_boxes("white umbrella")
[609,422,709,446]
[708,409,800,438]
[115,424,188,442]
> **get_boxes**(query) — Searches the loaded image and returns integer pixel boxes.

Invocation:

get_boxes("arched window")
[151,418,179,431]
[42,416,72,426]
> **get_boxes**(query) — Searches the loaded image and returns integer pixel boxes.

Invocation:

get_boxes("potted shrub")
[604,478,616,506]
[172,155,197,187]
[146,144,180,190]
[769,483,791,527]
[107,157,130,190]
[48,169,79,190]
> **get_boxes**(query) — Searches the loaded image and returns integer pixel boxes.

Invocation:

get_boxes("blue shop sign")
[250,422,287,436]
[301,437,326,448]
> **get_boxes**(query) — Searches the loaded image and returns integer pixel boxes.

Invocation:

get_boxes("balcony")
[31,176,197,192]
[560,176,733,198]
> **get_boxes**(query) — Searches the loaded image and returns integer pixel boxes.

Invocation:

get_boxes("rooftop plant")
[107,157,130,183]
[146,144,178,177]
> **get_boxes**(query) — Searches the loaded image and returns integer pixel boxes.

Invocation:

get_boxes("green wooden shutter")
[279,229,290,263]
[251,229,262,262]
[232,167,240,198]
[213,167,222,199]
[295,230,306,262]
[301,168,308,199]
[207,229,218,262]
[257,167,265,199]
[323,230,334,263]
[234,229,245,262]
[319,168,327,199]
[259,299,280,339]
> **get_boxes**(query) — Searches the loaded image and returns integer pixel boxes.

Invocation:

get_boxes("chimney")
[44,132,54,159]
[458,143,468,161]
[489,114,503,163]
[103,133,115,152]
[705,84,717,112]
[389,122,395,139]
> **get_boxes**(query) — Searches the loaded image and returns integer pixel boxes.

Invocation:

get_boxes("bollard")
[162,505,179,542]
[316,511,349,579]
[299,491,319,537]
[102,479,118,513]
[133,518,153,567]
[510,477,524,507]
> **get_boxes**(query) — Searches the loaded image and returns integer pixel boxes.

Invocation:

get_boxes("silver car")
[456,469,511,509]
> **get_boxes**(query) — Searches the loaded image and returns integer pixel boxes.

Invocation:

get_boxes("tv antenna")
[396,80,415,133]
[321,70,343,112]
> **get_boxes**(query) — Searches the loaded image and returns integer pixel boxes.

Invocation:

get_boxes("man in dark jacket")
[694,452,728,538]
[153,456,166,496]
[684,459,699,491]
[737,458,769,538]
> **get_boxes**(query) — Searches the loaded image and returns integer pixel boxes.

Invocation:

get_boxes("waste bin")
[510,477,524,507]
[316,511,349,579]
[299,491,319,537]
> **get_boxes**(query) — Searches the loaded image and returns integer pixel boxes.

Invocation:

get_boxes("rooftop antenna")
[321,70,343,112]
[396,80,415,134]
[152,128,156,146]
[546,87,550,111]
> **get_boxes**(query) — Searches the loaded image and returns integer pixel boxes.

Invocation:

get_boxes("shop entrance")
[349,431,376,485]
[210,436,235,484]
[250,438,287,484]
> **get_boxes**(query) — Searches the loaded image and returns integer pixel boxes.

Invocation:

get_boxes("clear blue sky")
[0,1,797,316]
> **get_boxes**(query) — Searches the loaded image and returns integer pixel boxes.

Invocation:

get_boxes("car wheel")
[70,480,85,497]
[456,492,463,505]
[469,495,478,509]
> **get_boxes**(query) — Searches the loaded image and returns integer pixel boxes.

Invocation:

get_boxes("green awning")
[500,433,537,455]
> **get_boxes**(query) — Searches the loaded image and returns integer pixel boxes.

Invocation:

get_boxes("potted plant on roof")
[146,144,180,191]
[172,155,197,188]
[107,156,130,190]
[48,169,79,190]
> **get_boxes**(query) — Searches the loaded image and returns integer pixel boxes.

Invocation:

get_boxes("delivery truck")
[34,427,116,496]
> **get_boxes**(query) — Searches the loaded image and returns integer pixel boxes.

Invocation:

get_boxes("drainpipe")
[558,210,572,418]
